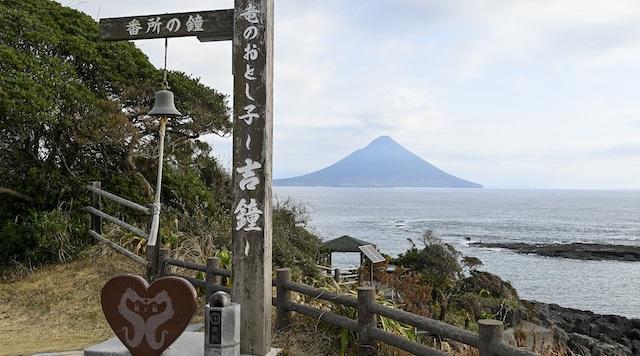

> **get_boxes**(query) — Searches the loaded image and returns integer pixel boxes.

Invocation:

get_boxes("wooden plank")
[89,229,148,266]
[231,0,274,354]
[161,257,231,277]
[367,328,447,356]
[163,257,207,272]
[367,302,480,348]
[285,302,358,331]
[99,9,234,41]
[283,280,359,308]
[84,206,149,239]
[164,273,207,288]
[85,185,150,214]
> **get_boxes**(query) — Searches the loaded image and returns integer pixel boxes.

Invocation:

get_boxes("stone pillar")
[205,292,241,356]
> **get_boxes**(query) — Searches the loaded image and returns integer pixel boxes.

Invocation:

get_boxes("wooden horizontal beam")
[282,280,359,308]
[284,301,358,332]
[367,302,480,348]
[89,229,148,266]
[84,206,149,239]
[84,185,150,214]
[99,9,233,42]
[368,328,447,356]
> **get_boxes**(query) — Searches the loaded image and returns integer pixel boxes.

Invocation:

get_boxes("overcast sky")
[63,0,640,189]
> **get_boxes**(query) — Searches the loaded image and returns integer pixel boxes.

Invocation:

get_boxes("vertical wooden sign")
[232,0,273,355]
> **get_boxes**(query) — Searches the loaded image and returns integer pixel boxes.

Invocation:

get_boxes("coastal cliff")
[523,301,640,355]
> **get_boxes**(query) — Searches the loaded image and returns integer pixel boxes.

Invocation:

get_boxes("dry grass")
[0,249,570,356]
[273,313,340,356]
[0,250,144,356]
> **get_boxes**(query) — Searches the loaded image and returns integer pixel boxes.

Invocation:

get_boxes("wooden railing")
[84,181,537,355]
[84,182,153,269]
[158,255,538,356]
[317,264,360,285]
[273,268,536,356]
[159,253,231,302]
[84,181,230,300]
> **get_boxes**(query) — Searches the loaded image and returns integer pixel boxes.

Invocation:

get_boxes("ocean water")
[274,187,640,318]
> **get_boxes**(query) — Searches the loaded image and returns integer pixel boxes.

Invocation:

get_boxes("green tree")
[0,0,231,262]
[394,231,463,321]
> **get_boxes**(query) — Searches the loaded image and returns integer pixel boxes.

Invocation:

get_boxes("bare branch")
[0,188,34,202]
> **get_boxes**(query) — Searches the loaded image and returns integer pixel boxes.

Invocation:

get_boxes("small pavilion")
[321,235,377,267]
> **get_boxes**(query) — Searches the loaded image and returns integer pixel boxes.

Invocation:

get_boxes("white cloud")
[59,0,640,188]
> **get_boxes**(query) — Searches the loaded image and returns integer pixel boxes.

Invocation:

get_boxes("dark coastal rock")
[470,242,640,261]
[460,270,519,300]
[526,301,637,355]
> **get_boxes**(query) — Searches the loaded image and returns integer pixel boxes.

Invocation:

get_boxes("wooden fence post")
[157,248,170,277]
[205,257,221,303]
[357,286,377,356]
[90,181,102,235]
[275,268,291,330]
[334,268,341,283]
[478,319,503,356]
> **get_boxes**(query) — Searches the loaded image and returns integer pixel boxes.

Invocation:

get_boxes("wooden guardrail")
[171,260,538,356]
[84,181,537,355]
[317,264,360,285]
[84,181,229,296]
[157,251,231,302]
[84,181,155,274]
[274,268,537,356]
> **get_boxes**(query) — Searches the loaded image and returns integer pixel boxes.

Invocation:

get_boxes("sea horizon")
[276,186,640,318]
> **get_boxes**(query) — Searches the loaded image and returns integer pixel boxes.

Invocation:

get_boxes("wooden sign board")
[231,1,273,354]
[99,2,274,353]
[99,10,234,42]
[101,274,197,356]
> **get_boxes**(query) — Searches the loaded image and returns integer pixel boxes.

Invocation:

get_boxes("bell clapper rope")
[148,37,171,247]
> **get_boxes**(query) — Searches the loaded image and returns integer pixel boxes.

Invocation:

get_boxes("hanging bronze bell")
[148,89,182,117]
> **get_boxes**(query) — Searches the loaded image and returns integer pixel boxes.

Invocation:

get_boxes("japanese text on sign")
[125,14,204,36]
[234,4,264,233]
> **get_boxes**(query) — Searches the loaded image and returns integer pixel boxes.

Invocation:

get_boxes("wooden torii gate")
[100,1,274,354]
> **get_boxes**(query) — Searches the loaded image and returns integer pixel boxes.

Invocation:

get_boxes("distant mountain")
[275,136,482,188]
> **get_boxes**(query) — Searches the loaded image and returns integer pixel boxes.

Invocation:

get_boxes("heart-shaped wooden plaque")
[101,274,197,356]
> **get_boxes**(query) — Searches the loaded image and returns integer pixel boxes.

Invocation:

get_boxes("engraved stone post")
[231,0,274,354]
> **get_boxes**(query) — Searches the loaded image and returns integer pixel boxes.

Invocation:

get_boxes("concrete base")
[83,332,280,356]
[84,332,202,356]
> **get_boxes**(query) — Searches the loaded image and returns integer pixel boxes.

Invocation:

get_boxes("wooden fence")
[273,268,536,356]
[84,181,162,277]
[317,264,359,285]
[155,254,537,356]
[84,181,537,356]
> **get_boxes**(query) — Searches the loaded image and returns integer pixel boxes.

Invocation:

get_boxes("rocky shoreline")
[470,242,640,261]
[522,301,640,355]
